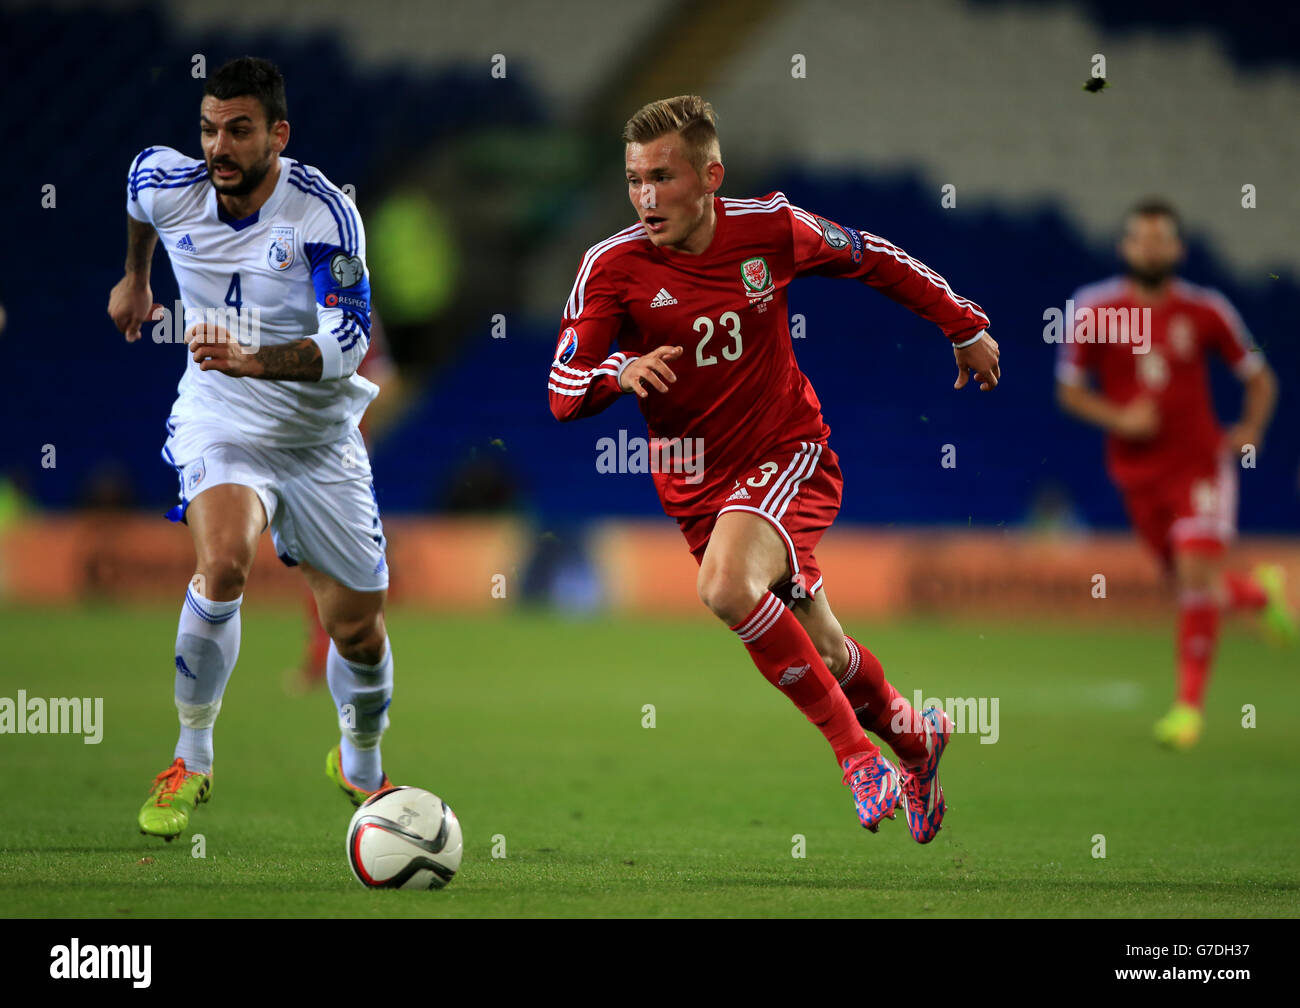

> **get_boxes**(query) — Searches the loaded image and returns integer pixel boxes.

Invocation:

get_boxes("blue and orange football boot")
[841,749,902,832]
[898,707,954,844]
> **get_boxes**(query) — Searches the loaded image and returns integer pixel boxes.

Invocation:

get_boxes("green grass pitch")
[1,602,1297,918]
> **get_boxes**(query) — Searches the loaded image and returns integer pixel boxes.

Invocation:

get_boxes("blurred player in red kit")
[1057,198,1293,749]
[548,96,999,840]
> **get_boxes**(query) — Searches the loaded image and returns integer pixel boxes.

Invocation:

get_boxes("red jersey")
[1056,276,1263,491]
[548,192,990,516]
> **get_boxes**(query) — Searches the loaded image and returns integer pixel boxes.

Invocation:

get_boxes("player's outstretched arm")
[953,331,1000,391]
[784,200,994,386]
[107,217,162,342]
[185,324,324,381]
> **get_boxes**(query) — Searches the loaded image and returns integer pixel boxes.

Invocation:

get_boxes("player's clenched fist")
[186,322,259,378]
[107,277,162,343]
[620,344,683,398]
[953,330,1000,391]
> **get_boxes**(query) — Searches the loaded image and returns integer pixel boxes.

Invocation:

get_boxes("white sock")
[327,638,393,791]
[172,583,242,774]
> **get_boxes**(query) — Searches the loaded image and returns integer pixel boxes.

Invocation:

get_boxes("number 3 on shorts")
[747,461,778,488]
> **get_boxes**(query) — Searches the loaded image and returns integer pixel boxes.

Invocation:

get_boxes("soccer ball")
[345,786,463,890]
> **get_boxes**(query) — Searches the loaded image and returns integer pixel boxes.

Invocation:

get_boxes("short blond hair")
[622,95,721,177]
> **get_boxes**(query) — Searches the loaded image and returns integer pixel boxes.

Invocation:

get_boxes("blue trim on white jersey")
[288,162,357,248]
[287,164,358,253]
[217,201,260,231]
[160,439,190,524]
[334,314,368,353]
[130,166,207,200]
[305,233,372,348]
[130,162,204,184]
[129,147,206,199]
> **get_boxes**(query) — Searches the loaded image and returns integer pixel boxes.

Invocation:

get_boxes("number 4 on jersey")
[224,272,242,313]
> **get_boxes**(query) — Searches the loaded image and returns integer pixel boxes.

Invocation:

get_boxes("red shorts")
[676,440,843,604]
[1122,454,1237,571]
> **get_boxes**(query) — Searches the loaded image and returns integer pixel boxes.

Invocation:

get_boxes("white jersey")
[127,146,377,448]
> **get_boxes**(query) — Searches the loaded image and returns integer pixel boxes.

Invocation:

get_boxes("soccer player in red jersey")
[1056,198,1292,749]
[548,96,1000,840]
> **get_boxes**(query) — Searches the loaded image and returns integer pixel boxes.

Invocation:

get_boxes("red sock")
[1177,591,1221,709]
[1224,570,1267,612]
[840,634,929,764]
[732,593,875,767]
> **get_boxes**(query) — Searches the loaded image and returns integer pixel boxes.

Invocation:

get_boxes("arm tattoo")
[252,339,324,381]
[124,217,158,276]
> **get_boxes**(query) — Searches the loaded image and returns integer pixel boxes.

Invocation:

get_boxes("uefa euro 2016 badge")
[267,226,295,271]
[555,327,578,365]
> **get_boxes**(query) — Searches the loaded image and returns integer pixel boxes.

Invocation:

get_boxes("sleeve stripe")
[130,163,205,183]
[549,372,590,386]
[547,353,626,395]
[722,193,788,215]
[744,192,989,330]
[288,164,359,254]
[726,202,790,217]
[129,164,206,200]
[551,353,627,379]
[331,312,370,354]
[565,227,645,319]
[548,367,619,387]
[790,206,824,236]
[1202,287,1258,353]
[859,229,990,325]
[131,172,208,196]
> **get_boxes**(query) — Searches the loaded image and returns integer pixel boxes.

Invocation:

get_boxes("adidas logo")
[778,664,810,686]
[176,234,198,253]
[649,287,678,307]
[725,482,750,502]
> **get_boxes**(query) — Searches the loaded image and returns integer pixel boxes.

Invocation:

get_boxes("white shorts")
[161,418,389,592]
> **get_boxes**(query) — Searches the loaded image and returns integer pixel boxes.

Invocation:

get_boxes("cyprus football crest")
[267,226,295,271]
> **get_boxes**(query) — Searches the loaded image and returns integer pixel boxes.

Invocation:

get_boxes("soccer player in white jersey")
[106,57,397,839]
